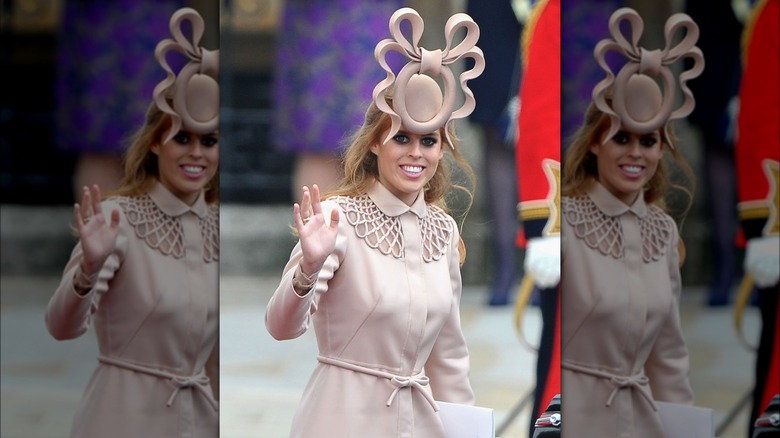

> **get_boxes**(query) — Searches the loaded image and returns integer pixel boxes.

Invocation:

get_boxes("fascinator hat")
[153,7,219,144]
[372,8,485,148]
[592,7,704,147]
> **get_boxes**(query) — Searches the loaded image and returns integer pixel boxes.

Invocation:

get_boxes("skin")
[75,129,219,282]
[589,127,663,205]
[294,184,340,279]
[74,184,120,280]
[151,130,220,206]
[370,129,445,206]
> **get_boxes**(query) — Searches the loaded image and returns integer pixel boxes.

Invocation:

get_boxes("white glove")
[524,236,560,288]
[744,235,780,288]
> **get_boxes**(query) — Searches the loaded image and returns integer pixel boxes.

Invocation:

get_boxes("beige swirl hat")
[592,7,704,147]
[152,7,219,144]
[372,7,485,148]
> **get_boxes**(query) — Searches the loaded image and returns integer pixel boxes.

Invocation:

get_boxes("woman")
[265,7,485,437]
[45,8,220,437]
[559,7,704,437]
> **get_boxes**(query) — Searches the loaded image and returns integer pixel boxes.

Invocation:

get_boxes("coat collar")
[587,180,648,218]
[149,181,209,218]
[367,180,427,218]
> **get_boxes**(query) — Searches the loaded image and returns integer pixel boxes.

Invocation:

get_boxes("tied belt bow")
[317,355,439,411]
[562,360,656,410]
[98,355,218,411]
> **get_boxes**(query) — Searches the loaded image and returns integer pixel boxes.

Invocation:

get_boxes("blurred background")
[1,0,763,437]
[1,0,749,295]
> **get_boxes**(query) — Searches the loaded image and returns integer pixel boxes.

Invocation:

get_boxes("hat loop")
[591,7,704,147]
[372,8,484,148]
[152,7,219,143]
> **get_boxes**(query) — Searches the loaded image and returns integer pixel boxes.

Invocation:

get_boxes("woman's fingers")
[90,184,103,218]
[293,203,304,229]
[296,184,339,237]
[74,203,85,230]
[75,185,94,232]
[75,185,120,237]
[300,186,311,218]
[89,187,104,225]
[81,186,93,219]
[310,184,322,215]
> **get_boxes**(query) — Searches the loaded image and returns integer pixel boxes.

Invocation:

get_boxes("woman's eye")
[421,137,438,147]
[640,136,658,147]
[393,134,409,144]
[612,132,629,144]
[173,132,191,144]
[201,136,218,147]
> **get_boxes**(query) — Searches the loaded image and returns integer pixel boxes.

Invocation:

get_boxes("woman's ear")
[588,143,599,156]
[370,142,380,155]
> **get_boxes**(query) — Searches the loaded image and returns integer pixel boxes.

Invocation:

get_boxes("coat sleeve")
[265,201,346,340]
[645,225,695,404]
[425,219,476,405]
[45,200,125,341]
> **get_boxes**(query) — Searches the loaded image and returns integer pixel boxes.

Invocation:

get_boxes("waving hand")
[293,184,340,277]
[74,184,120,277]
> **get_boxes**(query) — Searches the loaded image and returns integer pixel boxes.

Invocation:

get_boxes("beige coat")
[560,182,694,438]
[45,182,219,438]
[266,181,474,438]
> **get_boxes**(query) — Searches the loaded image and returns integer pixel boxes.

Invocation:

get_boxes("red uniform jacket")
[514,0,561,423]
[734,0,779,426]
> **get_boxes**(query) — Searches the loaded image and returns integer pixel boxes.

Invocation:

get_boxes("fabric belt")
[562,360,656,410]
[317,355,439,411]
[98,355,218,411]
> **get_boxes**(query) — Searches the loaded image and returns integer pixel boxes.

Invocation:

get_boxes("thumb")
[329,208,340,229]
[109,209,120,230]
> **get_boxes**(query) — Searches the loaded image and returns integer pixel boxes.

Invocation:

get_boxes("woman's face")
[589,127,663,205]
[371,126,444,205]
[152,129,219,205]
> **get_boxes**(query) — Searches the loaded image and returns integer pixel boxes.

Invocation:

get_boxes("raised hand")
[293,184,340,276]
[74,184,120,276]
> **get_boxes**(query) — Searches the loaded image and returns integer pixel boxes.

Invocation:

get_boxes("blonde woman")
[560,7,704,437]
[265,8,485,437]
[45,8,219,437]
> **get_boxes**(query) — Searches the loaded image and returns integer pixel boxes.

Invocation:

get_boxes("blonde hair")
[562,101,696,263]
[105,101,220,204]
[324,96,477,264]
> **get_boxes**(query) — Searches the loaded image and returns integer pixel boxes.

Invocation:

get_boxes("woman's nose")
[408,141,422,158]
[190,143,204,157]
[627,141,642,157]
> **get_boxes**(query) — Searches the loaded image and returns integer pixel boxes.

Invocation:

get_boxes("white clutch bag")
[437,401,496,438]
[656,401,714,438]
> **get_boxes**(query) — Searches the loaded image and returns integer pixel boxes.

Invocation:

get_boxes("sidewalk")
[1,272,760,438]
